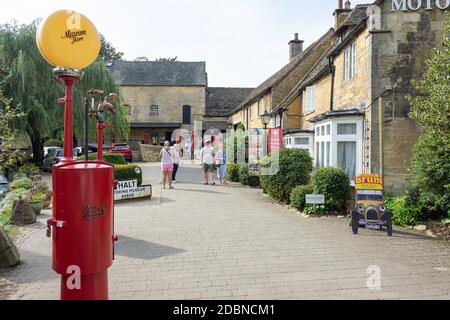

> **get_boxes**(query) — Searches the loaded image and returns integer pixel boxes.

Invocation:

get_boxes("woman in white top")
[170,141,181,183]
[159,141,175,189]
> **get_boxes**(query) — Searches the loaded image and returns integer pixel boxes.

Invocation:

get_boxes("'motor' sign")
[391,0,450,11]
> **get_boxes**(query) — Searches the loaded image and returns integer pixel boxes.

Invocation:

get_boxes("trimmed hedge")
[290,185,315,212]
[115,164,143,186]
[260,148,313,203]
[79,153,127,165]
[312,167,350,212]
[238,165,260,188]
[227,164,242,183]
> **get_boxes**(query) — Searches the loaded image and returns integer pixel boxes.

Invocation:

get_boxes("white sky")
[0,0,371,87]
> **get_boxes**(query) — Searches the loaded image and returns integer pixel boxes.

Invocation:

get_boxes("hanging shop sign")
[36,10,100,70]
[114,180,152,201]
[391,0,450,11]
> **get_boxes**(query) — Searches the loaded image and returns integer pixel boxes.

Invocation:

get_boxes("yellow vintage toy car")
[351,174,393,237]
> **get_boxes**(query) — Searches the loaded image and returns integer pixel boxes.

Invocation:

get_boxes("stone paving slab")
[1,163,450,300]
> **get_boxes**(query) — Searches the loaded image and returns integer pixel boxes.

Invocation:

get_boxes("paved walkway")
[1,163,450,300]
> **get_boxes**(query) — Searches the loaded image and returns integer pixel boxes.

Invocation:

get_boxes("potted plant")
[29,192,45,215]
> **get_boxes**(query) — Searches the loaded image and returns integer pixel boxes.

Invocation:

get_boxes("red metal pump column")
[49,71,116,300]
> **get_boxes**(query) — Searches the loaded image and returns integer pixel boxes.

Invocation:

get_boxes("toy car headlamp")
[379,205,386,212]
[357,204,365,213]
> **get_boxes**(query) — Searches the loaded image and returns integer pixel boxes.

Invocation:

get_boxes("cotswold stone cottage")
[231,0,448,193]
[108,60,252,147]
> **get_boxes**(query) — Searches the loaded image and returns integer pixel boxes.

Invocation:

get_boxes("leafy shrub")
[227,164,241,183]
[385,195,426,226]
[79,153,126,165]
[115,164,143,186]
[303,204,329,216]
[18,163,40,177]
[10,177,33,190]
[44,139,62,147]
[31,191,47,201]
[260,148,313,203]
[238,165,260,188]
[290,185,315,212]
[0,207,12,225]
[0,188,28,211]
[312,167,350,212]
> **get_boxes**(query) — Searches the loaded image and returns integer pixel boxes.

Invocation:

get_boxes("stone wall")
[140,144,163,163]
[370,2,447,193]
[333,27,371,110]
[121,86,206,124]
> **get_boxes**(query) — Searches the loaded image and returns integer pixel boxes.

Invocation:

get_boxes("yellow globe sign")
[37,10,100,70]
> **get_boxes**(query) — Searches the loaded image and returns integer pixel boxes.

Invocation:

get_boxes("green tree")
[99,34,124,62]
[134,56,149,61]
[0,21,129,165]
[408,14,450,217]
[0,91,25,173]
[155,57,178,62]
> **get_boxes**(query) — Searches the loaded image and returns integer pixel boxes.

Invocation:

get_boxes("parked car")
[0,173,9,199]
[107,143,132,162]
[42,148,79,172]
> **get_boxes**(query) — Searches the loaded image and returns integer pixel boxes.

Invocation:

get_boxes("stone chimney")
[334,0,352,30]
[289,33,304,61]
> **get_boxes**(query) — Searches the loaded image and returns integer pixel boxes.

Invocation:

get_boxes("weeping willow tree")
[0,21,129,165]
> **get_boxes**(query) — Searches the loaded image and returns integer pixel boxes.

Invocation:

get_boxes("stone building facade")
[231,0,448,193]
[108,61,252,148]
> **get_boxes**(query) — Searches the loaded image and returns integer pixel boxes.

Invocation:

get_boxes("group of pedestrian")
[159,137,228,189]
[200,140,227,186]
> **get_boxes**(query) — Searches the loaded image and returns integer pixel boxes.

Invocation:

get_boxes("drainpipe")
[329,56,335,111]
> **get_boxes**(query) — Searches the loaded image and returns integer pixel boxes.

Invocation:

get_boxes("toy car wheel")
[386,212,393,237]
[351,211,359,235]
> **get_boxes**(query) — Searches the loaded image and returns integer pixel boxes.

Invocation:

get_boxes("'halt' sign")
[114,180,152,201]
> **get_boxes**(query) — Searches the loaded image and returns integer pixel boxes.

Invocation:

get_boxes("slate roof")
[309,109,365,123]
[336,4,370,32]
[233,28,335,113]
[205,87,254,117]
[274,39,341,113]
[107,60,207,86]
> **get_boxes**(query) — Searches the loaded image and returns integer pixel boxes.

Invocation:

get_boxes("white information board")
[305,194,325,205]
[114,180,152,201]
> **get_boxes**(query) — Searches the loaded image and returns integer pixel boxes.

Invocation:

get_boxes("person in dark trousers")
[170,141,181,183]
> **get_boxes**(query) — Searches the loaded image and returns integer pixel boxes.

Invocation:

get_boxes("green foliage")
[290,185,315,212]
[99,34,124,62]
[155,57,178,62]
[18,163,39,177]
[312,167,350,212]
[407,14,450,217]
[80,153,126,165]
[0,22,129,165]
[0,187,28,213]
[114,164,143,186]
[44,139,62,147]
[303,204,328,216]
[31,191,46,201]
[227,164,242,182]
[260,148,313,203]
[10,177,32,190]
[385,195,426,226]
[238,165,260,188]
[0,91,26,172]
[0,207,12,225]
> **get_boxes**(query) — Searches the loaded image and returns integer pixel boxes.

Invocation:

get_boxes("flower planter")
[29,200,43,216]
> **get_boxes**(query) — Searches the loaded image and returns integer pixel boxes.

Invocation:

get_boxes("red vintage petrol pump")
[37,10,117,300]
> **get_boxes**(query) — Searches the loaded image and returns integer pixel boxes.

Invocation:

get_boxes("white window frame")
[284,133,314,157]
[344,41,357,82]
[303,85,316,114]
[314,117,363,184]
